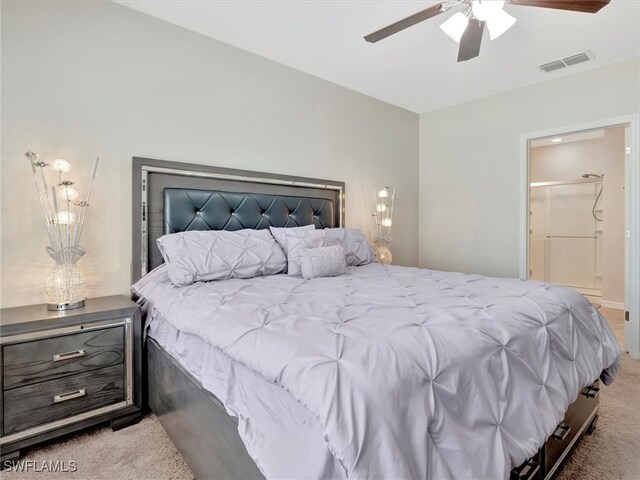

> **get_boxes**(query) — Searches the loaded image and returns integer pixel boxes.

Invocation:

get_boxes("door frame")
[519,114,640,360]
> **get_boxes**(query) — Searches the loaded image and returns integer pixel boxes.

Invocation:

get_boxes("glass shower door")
[529,180,603,296]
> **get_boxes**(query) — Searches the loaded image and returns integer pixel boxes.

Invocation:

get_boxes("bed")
[131,157,621,480]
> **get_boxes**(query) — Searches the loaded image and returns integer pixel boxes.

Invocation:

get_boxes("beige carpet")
[2,414,193,480]
[4,308,638,480]
[555,308,640,480]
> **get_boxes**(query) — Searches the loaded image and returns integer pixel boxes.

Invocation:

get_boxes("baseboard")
[584,295,602,305]
[600,301,625,310]
[575,287,602,297]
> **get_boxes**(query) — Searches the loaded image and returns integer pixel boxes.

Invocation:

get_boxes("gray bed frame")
[132,157,599,480]
[132,157,344,478]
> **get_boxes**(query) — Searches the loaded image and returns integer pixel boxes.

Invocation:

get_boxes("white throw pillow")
[270,226,325,276]
[299,246,347,280]
[156,229,287,286]
[323,228,376,266]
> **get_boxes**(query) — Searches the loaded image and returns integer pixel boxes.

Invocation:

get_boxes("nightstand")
[0,295,142,463]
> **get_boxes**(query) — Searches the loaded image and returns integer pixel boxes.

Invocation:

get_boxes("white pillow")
[269,225,315,236]
[323,228,376,266]
[156,229,287,286]
[300,246,347,280]
[131,264,170,297]
[270,226,325,276]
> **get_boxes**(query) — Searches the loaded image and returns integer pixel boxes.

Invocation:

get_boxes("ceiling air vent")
[538,51,595,73]
[562,52,591,66]
[539,60,566,73]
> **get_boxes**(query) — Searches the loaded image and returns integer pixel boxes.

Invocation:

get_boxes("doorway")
[519,115,640,359]
[528,127,623,307]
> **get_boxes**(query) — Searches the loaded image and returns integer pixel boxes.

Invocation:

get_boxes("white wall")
[419,57,640,277]
[530,127,626,304]
[0,0,419,308]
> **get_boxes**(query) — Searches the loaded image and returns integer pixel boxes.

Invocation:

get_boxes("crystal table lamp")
[372,187,396,265]
[26,151,99,311]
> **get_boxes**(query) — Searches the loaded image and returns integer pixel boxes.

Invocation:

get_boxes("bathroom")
[529,125,627,313]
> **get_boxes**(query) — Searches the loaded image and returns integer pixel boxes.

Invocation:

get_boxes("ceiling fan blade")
[507,0,610,14]
[364,3,447,43]
[457,19,484,62]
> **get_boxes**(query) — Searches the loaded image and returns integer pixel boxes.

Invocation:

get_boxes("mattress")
[134,262,621,479]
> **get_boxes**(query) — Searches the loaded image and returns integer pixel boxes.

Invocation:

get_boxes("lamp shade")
[51,158,71,173]
[486,8,517,40]
[58,185,79,201]
[439,12,469,44]
[471,0,505,21]
[57,210,75,225]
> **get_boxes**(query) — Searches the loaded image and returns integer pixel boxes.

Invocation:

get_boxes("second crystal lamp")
[373,187,396,265]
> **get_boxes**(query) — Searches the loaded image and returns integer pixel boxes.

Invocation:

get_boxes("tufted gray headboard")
[132,157,344,283]
[163,188,335,234]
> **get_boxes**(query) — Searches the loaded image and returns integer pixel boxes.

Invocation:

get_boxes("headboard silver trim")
[134,159,345,281]
[140,173,148,277]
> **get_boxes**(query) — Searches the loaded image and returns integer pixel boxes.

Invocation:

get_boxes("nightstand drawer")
[3,363,125,435]
[3,326,124,389]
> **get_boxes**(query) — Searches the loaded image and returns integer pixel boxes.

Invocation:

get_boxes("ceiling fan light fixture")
[486,9,517,40]
[439,11,469,44]
[471,0,505,21]
[365,0,608,64]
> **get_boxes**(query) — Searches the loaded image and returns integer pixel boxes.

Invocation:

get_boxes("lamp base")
[47,299,86,311]
[375,245,393,265]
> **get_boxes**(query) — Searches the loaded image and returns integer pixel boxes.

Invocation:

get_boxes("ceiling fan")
[364,1,611,62]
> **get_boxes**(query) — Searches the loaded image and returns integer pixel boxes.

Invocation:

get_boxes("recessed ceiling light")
[551,138,563,143]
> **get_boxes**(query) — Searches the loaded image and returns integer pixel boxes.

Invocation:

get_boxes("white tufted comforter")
[135,263,621,479]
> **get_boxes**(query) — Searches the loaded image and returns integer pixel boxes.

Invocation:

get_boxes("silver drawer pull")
[53,389,86,403]
[552,423,571,441]
[516,460,540,480]
[582,386,600,398]
[53,349,86,362]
